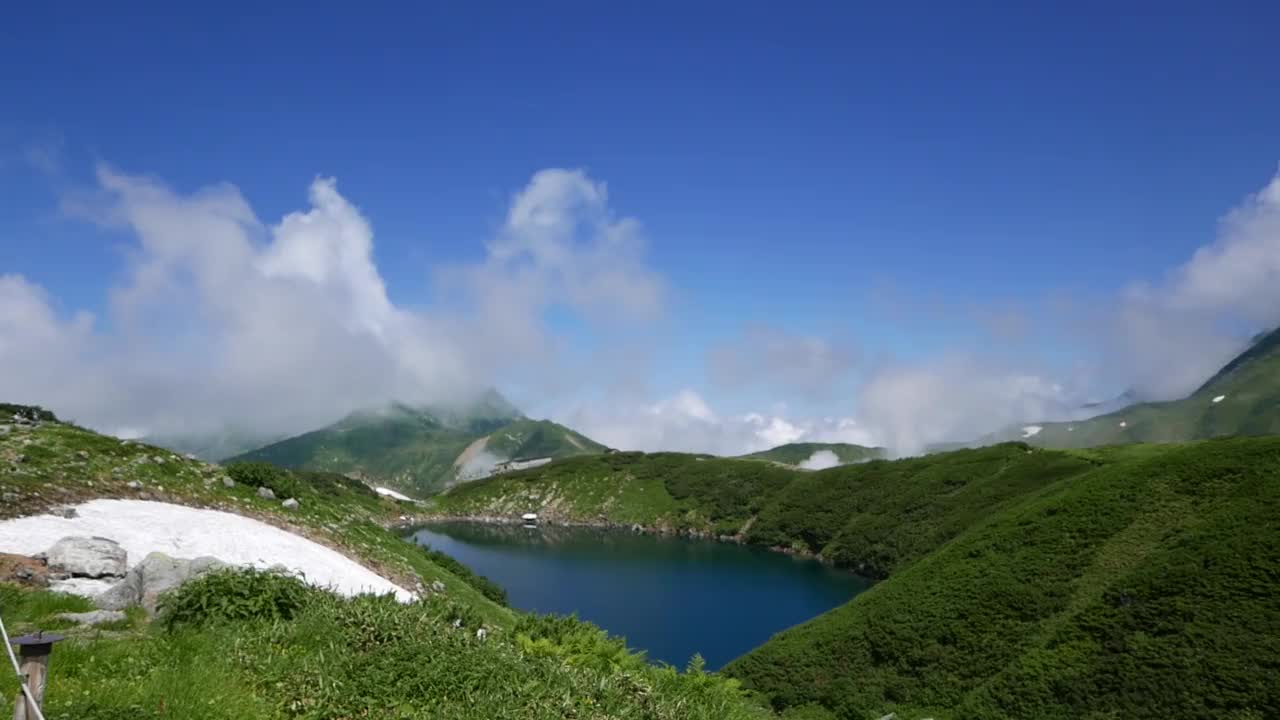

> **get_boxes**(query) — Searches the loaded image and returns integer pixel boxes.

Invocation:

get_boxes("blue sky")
[3,2,1280,453]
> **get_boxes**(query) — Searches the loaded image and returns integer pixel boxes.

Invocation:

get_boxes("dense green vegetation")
[739,442,884,466]
[1,571,771,719]
[227,392,606,495]
[433,438,1280,718]
[986,326,1280,450]
[431,451,806,536]
[724,438,1280,719]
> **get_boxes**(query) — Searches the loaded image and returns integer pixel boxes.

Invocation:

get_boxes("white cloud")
[707,324,859,397]
[562,389,877,456]
[854,355,1082,458]
[1106,171,1280,399]
[0,165,662,441]
[798,450,841,470]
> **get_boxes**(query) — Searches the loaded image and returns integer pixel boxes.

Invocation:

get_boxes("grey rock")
[430,580,446,593]
[0,424,10,434]
[76,450,90,460]
[221,476,235,488]
[53,506,78,519]
[97,552,229,613]
[56,610,127,626]
[151,455,165,464]
[14,454,26,464]
[1,492,16,503]
[126,480,143,490]
[476,627,488,640]
[876,714,897,720]
[281,498,299,510]
[256,486,276,500]
[45,536,127,578]
[184,453,198,461]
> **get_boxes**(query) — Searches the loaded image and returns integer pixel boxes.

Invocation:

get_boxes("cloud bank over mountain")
[3,164,1278,457]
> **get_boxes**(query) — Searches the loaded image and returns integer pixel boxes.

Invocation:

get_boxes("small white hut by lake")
[521,512,538,524]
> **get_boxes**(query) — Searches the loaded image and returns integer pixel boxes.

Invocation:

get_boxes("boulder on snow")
[256,486,276,500]
[56,609,127,626]
[45,536,127,578]
[97,552,228,613]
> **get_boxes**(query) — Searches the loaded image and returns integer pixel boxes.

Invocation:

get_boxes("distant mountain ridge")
[739,442,884,466]
[225,389,606,495]
[987,326,1280,449]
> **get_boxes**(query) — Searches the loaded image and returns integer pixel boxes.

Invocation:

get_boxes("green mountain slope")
[739,442,884,466]
[984,327,1280,450]
[228,392,607,495]
[0,404,769,719]
[724,439,1280,719]
[431,440,1280,718]
[482,418,608,460]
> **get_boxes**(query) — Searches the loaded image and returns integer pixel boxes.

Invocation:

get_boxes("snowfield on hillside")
[376,486,414,502]
[0,499,413,601]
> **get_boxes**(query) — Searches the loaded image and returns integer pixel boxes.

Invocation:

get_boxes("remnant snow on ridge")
[0,499,412,602]
[1212,395,1227,403]
[375,486,414,502]
[1021,425,1043,438]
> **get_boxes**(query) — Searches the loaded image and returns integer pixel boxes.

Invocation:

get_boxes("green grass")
[0,574,773,720]
[722,437,1280,719]
[430,451,802,535]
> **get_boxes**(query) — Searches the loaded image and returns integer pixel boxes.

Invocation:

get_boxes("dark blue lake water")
[408,522,870,670]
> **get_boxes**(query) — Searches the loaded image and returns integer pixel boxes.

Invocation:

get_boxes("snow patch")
[1021,425,1043,438]
[1212,394,1226,403]
[0,499,412,601]
[1119,420,1128,428]
[375,486,414,502]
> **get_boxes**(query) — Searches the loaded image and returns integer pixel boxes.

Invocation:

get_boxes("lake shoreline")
[390,511,857,571]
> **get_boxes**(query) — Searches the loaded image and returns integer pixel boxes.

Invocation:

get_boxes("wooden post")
[10,631,62,720]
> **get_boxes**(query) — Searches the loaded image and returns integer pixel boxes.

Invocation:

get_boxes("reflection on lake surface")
[409,521,870,669]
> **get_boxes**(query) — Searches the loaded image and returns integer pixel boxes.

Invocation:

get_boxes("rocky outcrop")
[0,552,48,587]
[44,536,127,578]
[97,552,228,613]
[257,486,276,500]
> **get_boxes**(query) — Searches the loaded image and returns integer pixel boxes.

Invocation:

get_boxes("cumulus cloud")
[0,165,662,441]
[707,324,860,398]
[563,389,877,456]
[853,355,1083,457]
[798,450,841,470]
[1103,172,1280,399]
[850,170,1280,456]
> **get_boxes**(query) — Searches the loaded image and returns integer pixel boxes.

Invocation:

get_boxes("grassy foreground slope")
[0,406,514,625]
[724,438,1280,719]
[0,571,771,720]
[1,406,772,719]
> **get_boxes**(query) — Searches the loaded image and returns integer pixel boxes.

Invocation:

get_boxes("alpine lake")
[409,521,870,670]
